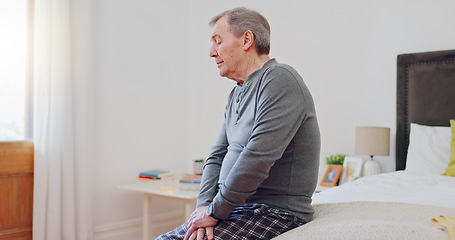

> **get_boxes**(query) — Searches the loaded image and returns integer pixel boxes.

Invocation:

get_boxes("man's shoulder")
[263,59,299,76]
[266,59,295,69]
[262,62,302,85]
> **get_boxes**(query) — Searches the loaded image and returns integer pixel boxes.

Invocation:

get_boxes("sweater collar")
[238,58,277,87]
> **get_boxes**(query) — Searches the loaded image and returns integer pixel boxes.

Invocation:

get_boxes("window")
[0,0,32,140]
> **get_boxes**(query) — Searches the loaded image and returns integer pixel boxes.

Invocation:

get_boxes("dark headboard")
[396,49,455,171]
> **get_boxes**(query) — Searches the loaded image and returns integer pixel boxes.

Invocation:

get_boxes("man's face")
[209,17,244,80]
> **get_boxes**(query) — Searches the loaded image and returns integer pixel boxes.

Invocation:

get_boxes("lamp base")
[363,159,381,176]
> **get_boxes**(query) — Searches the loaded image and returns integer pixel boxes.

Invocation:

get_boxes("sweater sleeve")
[211,67,307,219]
[196,120,228,208]
[196,89,235,208]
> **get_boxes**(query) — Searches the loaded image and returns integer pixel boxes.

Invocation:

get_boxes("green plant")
[194,159,204,162]
[326,154,346,165]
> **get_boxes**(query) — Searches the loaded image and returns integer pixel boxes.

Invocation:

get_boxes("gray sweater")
[197,59,320,222]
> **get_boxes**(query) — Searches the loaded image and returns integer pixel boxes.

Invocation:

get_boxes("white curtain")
[33,0,94,239]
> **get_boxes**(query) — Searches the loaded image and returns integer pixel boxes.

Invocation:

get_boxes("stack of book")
[178,174,202,190]
[138,169,173,181]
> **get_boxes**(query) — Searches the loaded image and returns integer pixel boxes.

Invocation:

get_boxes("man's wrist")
[206,203,221,220]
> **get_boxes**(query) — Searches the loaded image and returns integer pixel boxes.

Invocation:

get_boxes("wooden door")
[0,141,33,240]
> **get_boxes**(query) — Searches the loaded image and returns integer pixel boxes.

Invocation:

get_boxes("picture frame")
[320,164,343,187]
[340,157,364,184]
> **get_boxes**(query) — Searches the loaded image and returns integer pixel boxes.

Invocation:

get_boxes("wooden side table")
[117,179,199,240]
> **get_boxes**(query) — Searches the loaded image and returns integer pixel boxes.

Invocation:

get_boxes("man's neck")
[236,54,271,85]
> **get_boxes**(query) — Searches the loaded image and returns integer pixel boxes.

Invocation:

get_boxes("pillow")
[442,120,455,176]
[405,123,451,175]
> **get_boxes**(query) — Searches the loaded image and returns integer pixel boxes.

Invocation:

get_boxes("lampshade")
[355,126,390,156]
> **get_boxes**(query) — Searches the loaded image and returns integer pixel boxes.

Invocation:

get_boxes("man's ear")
[242,31,254,51]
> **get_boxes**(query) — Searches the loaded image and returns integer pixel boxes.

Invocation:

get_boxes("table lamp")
[355,126,390,176]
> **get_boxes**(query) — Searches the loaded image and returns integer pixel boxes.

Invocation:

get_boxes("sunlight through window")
[0,0,27,140]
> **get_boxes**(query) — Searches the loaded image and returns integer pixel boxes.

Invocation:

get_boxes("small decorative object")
[320,164,343,187]
[340,157,363,184]
[193,159,205,175]
[355,126,390,176]
[326,154,346,165]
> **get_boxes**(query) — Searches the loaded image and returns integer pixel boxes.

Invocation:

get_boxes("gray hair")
[209,7,271,55]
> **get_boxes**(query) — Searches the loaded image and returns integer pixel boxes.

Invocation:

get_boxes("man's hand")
[186,227,215,240]
[184,206,219,240]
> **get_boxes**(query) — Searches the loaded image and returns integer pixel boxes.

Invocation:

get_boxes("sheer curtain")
[33,0,94,239]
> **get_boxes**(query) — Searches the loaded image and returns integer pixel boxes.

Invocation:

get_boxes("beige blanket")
[273,202,455,240]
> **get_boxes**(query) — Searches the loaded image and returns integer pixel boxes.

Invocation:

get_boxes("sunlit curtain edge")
[32,0,76,239]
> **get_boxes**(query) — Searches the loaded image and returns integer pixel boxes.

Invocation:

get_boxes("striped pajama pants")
[155,203,306,240]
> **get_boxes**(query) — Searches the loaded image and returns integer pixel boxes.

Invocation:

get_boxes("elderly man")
[157,7,320,240]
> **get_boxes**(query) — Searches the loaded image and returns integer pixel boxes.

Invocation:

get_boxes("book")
[178,179,202,184]
[139,169,173,179]
[180,174,202,180]
[137,176,159,181]
[178,173,202,190]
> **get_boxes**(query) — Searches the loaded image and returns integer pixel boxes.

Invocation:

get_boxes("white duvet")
[312,171,455,208]
[273,171,455,240]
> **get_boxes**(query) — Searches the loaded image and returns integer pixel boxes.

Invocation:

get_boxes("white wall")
[91,0,455,238]
[93,0,191,233]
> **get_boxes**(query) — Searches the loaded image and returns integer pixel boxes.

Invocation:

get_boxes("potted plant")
[326,154,346,165]
[193,159,204,175]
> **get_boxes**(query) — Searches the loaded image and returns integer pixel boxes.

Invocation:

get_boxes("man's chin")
[218,70,227,78]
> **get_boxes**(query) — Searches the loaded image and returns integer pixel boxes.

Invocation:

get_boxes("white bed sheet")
[312,171,455,209]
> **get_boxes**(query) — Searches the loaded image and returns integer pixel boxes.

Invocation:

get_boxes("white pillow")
[405,123,451,175]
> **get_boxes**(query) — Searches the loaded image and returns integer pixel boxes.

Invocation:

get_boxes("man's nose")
[209,45,218,57]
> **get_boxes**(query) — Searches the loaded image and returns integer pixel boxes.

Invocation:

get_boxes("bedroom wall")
[91,0,455,238]
[93,1,191,238]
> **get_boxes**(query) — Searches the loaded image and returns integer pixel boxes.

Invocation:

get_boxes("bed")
[273,49,455,240]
